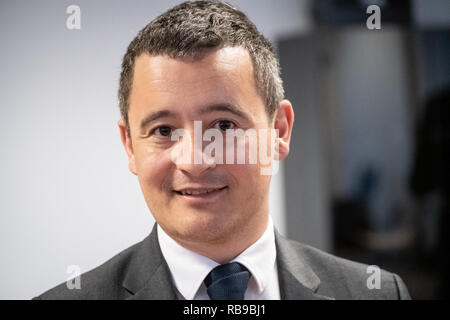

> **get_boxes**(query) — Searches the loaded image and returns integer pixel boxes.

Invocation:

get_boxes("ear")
[118,119,137,175]
[273,100,294,161]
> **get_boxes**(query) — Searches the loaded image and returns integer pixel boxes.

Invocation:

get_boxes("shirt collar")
[157,216,277,300]
[231,216,276,295]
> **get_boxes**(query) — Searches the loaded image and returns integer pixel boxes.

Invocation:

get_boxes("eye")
[153,126,173,137]
[214,120,237,132]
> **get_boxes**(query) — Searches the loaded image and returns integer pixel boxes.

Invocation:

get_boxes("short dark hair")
[118,0,284,131]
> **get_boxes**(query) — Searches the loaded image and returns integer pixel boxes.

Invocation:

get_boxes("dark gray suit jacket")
[34,225,411,300]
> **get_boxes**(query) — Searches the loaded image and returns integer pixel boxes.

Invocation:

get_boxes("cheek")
[135,146,173,192]
[221,127,273,196]
[225,162,270,199]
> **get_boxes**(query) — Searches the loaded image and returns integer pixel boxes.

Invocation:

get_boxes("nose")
[171,129,217,177]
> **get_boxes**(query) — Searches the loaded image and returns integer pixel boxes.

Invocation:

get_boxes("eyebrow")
[139,103,251,131]
[199,103,251,122]
[140,110,175,131]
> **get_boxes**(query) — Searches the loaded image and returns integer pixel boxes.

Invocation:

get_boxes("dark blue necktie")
[204,262,251,300]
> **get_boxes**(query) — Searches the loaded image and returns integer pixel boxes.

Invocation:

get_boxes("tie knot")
[204,262,251,300]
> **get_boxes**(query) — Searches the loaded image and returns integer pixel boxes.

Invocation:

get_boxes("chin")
[167,211,238,244]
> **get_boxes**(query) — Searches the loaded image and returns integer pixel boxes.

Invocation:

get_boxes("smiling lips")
[174,186,228,196]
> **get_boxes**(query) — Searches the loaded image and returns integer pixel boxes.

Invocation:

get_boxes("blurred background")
[0,0,448,299]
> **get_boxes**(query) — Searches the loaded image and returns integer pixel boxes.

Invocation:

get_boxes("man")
[35,0,410,300]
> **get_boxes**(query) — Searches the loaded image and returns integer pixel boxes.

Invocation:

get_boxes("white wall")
[0,0,309,299]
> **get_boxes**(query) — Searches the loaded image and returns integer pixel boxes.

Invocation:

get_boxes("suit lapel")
[121,224,333,300]
[122,224,178,300]
[275,230,334,300]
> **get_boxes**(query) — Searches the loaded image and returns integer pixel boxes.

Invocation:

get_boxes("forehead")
[135,46,253,82]
[129,47,264,118]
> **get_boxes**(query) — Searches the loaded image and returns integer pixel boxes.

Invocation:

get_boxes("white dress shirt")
[157,215,281,300]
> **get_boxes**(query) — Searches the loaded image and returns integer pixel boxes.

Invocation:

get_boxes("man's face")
[121,47,277,245]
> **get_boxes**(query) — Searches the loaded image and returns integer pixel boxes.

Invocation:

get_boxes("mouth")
[174,186,228,197]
